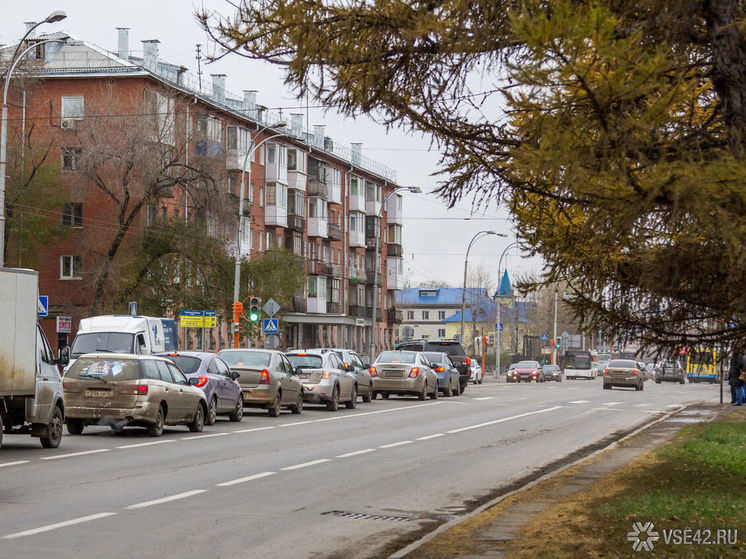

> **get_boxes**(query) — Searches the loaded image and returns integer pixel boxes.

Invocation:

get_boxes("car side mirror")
[188,377,199,386]
[294,367,302,376]
[231,371,240,381]
[56,346,71,367]
[363,363,370,369]
[343,363,351,371]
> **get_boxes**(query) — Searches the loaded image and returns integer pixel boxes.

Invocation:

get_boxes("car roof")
[218,348,279,354]
[154,351,217,360]
[76,352,167,361]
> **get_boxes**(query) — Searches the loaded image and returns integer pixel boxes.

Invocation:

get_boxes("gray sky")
[1,0,543,290]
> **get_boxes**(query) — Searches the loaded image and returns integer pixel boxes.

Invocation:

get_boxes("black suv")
[397,339,470,393]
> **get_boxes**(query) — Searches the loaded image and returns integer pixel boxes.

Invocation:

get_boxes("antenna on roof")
[195,43,203,90]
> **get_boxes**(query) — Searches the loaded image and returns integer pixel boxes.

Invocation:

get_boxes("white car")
[469,360,483,384]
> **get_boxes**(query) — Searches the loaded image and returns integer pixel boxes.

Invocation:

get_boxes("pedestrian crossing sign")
[263,318,279,334]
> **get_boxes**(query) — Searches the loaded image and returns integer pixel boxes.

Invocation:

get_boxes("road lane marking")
[0,460,30,468]
[182,432,229,440]
[379,440,414,449]
[443,401,468,405]
[2,512,117,539]
[40,448,110,461]
[473,397,494,401]
[279,420,314,427]
[568,400,590,404]
[336,448,377,458]
[127,489,208,509]
[233,426,276,433]
[416,433,445,441]
[217,472,276,487]
[281,459,331,471]
[116,440,175,449]
[602,402,623,406]
[446,406,563,434]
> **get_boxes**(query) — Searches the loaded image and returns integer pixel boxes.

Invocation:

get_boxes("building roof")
[443,301,534,324]
[494,270,513,298]
[395,287,489,306]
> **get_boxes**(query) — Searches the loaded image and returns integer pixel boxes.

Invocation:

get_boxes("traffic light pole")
[553,288,558,365]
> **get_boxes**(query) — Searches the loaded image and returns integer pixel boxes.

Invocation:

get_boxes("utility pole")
[553,288,558,365]
[196,44,203,90]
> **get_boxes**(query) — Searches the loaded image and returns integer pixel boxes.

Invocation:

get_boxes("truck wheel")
[67,419,85,435]
[40,406,64,449]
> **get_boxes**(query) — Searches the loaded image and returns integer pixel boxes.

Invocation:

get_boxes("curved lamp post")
[494,241,518,376]
[1,11,67,265]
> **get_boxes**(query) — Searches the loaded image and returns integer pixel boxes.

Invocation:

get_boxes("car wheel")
[66,419,85,435]
[362,386,372,403]
[228,395,244,422]
[478,378,483,384]
[147,405,165,437]
[345,385,357,409]
[453,379,461,396]
[327,386,340,411]
[206,396,218,426]
[268,392,282,417]
[639,382,644,391]
[382,393,390,400]
[188,403,205,432]
[371,391,379,400]
[679,379,685,385]
[110,421,125,435]
[417,383,427,401]
[429,381,438,399]
[291,392,303,415]
[443,384,452,397]
[39,407,64,449]
[603,383,612,390]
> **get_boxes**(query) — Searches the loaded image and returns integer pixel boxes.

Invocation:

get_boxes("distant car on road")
[602,359,644,391]
[311,348,373,403]
[469,360,484,384]
[506,363,518,383]
[371,350,438,400]
[542,364,562,382]
[655,361,685,384]
[286,350,358,411]
[424,351,461,396]
[514,360,545,383]
[397,339,470,393]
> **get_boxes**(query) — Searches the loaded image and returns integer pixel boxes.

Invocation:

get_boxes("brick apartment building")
[1,27,407,356]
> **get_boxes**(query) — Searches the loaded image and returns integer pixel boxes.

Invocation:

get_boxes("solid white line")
[116,440,175,449]
[126,489,207,509]
[416,433,445,441]
[3,512,117,539]
[568,400,590,404]
[41,448,110,461]
[0,460,30,468]
[279,420,314,427]
[182,432,229,440]
[217,471,276,487]
[233,426,276,433]
[602,402,623,406]
[281,459,331,471]
[473,397,494,401]
[379,440,414,449]
[336,448,376,458]
[446,406,563,434]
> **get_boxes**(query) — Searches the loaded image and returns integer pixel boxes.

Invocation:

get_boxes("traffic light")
[248,296,261,322]
[556,337,562,350]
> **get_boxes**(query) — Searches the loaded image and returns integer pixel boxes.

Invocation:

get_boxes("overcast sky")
[1,0,544,291]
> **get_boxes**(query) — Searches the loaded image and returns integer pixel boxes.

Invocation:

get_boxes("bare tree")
[464,264,493,355]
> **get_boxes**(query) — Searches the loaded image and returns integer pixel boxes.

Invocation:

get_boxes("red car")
[513,360,545,383]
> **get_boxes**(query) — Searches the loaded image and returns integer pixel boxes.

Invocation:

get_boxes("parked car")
[218,349,303,416]
[63,354,207,436]
[506,363,518,383]
[542,364,562,382]
[286,350,358,410]
[424,352,461,396]
[155,351,243,424]
[602,359,644,391]
[655,361,686,384]
[397,339,470,393]
[311,348,373,403]
[469,360,484,384]
[371,350,438,400]
[514,360,545,383]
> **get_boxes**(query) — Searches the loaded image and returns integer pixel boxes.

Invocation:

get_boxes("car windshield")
[218,350,271,368]
[287,354,323,368]
[423,352,445,364]
[65,357,140,381]
[516,361,539,368]
[596,353,612,362]
[376,351,417,364]
[608,359,637,368]
[566,355,592,368]
[164,355,202,374]
[70,332,134,358]
[425,341,465,356]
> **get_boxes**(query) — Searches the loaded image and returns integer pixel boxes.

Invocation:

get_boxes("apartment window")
[308,276,318,297]
[161,206,167,219]
[259,144,265,165]
[422,311,430,320]
[287,149,297,170]
[292,233,303,256]
[61,147,82,171]
[337,248,342,264]
[387,223,402,244]
[407,311,414,320]
[351,176,359,196]
[438,311,446,320]
[438,328,446,338]
[146,204,156,226]
[330,278,340,303]
[267,144,276,164]
[62,203,83,227]
[60,255,82,279]
[196,115,222,141]
[259,187,264,207]
[226,126,250,151]
[323,245,329,262]
[350,213,357,231]
[61,96,84,121]
[366,183,375,202]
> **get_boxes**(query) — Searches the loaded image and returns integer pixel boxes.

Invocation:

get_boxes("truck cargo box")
[0,268,38,396]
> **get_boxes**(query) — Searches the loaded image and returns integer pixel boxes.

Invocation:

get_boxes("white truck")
[1,268,68,449]
[68,314,178,370]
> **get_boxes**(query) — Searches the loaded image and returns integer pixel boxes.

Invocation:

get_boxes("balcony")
[287,215,305,233]
[308,217,328,238]
[349,267,367,283]
[349,193,365,213]
[348,304,366,318]
[366,198,382,216]
[308,179,328,199]
[386,308,404,324]
[385,194,403,225]
[328,223,342,241]
[225,148,249,171]
[306,260,326,275]
[349,228,365,248]
[386,243,403,257]
[365,237,378,250]
[292,296,307,313]
[326,263,342,277]
[264,204,288,228]
[327,302,341,314]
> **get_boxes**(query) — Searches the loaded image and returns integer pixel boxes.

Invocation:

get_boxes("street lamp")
[1,11,67,266]
[369,186,421,364]
[494,241,518,377]
[459,230,506,346]
[232,121,287,348]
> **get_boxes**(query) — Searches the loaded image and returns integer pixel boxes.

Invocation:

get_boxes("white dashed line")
[279,420,314,427]
[233,426,276,433]
[473,397,494,401]
[2,512,117,539]
[602,402,623,406]
[379,440,414,449]
[116,440,176,449]
[336,448,377,458]
[0,460,30,468]
[568,400,590,404]
[217,471,276,487]
[40,449,111,461]
[281,459,331,471]
[446,406,563,434]
[182,433,229,440]
[416,433,445,441]
[126,489,208,509]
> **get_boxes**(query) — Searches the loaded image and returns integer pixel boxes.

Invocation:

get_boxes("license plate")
[86,389,111,398]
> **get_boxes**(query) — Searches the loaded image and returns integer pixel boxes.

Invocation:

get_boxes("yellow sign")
[180,315,204,328]
[204,316,217,328]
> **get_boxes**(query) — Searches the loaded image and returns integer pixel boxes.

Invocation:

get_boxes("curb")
[389,403,689,558]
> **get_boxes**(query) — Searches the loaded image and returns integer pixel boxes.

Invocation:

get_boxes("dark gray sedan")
[542,364,562,382]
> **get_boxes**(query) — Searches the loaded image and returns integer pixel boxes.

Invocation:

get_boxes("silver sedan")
[370,350,438,400]
[286,350,357,411]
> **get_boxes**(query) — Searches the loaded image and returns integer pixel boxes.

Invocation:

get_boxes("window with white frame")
[226,126,250,152]
[422,311,430,320]
[308,276,318,297]
[438,311,446,320]
[60,255,82,279]
[267,144,276,164]
[330,278,340,303]
[61,147,82,171]
[61,96,84,121]
[350,176,359,196]
[197,115,222,141]
[259,187,264,207]
[407,310,414,320]
[292,233,303,256]
[265,231,272,250]
[438,328,446,338]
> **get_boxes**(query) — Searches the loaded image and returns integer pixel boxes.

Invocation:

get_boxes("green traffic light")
[249,312,259,322]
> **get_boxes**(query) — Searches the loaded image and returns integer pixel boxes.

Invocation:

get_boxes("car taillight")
[62,382,76,390]
[259,369,270,384]
[604,368,608,374]
[408,367,420,378]
[322,371,332,379]
[196,376,208,388]
[369,366,378,377]
[463,357,471,365]
[633,370,639,375]
[137,384,148,395]
[435,366,444,372]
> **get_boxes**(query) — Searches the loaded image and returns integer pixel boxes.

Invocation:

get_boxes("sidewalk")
[394,404,726,558]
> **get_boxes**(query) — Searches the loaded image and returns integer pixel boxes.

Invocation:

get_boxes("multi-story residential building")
[1,26,406,355]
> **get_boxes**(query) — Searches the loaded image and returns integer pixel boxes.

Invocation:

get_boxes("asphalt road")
[0,377,721,558]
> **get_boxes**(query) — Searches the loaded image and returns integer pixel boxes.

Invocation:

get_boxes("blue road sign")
[129,301,137,316]
[38,295,49,317]
[541,334,549,341]
[495,322,503,332]
[263,318,279,334]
